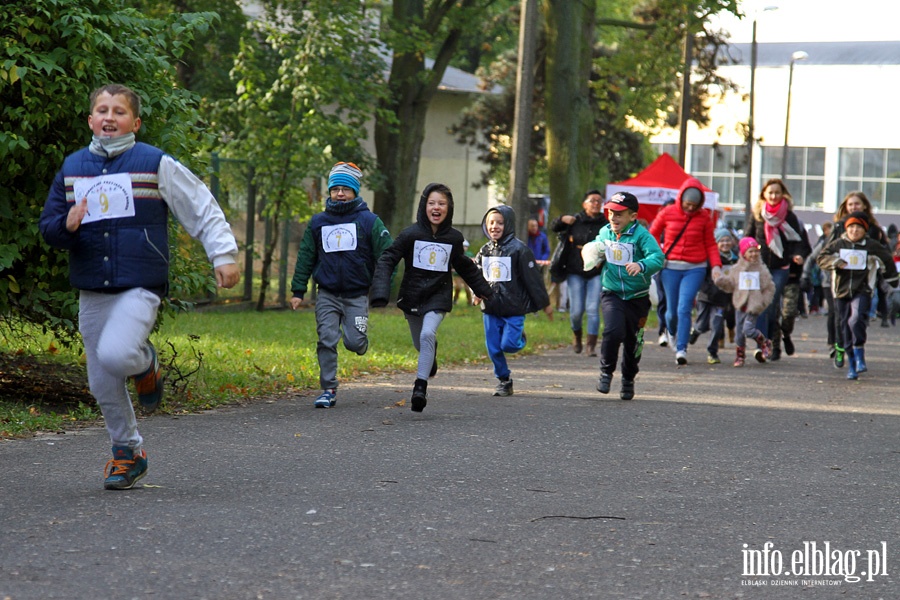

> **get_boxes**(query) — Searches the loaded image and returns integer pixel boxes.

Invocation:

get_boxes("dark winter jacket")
[290,198,392,299]
[370,183,492,314]
[475,205,550,317]
[39,142,169,295]
[549,210,607,279]
[744,209,810,274]
[817,233,898,299]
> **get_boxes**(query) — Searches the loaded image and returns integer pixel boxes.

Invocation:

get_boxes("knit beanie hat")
[739,237,760,257]
[844,211,870,231]
[714,228,731,242]
[328,162,362,194]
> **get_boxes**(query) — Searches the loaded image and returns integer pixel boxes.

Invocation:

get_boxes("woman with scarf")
[744,179,810,358]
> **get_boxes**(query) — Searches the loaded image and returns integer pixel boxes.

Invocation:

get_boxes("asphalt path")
[2,314,899,600]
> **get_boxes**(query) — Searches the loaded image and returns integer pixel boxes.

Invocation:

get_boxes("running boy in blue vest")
[40,84,240,490]
[290,162,393,407]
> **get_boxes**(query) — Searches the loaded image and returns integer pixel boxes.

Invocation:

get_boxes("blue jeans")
[660,266,707,352]
[566,273,602,335]
[483,314,526,380]
[757,268,790,339]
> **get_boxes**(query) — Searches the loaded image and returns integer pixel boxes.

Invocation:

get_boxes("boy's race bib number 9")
[73,173,135,224]
[606,241,634,266]
[482,256,512,282]
[413,240,452,272]
[321,224,358,253]
[839,248,867,270]
[738,271,761,291]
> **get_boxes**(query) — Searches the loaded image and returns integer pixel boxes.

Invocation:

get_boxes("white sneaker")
[675,350,688,365]
[658,333,668,347]
[667,331,677,350]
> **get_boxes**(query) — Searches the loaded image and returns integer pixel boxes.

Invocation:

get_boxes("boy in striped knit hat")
[290,162,393,407]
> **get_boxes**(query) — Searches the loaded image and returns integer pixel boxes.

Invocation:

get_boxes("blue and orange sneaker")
[104,446,148,490]
[133,343,164,412]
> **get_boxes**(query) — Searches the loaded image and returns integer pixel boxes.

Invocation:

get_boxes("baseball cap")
[603,192,639,212]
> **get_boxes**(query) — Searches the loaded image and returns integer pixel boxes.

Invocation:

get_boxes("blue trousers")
[483,314,526,380]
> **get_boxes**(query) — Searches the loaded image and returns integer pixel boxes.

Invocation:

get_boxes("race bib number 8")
[482,257,512,282]
[839,248,867,270]
[739,271,761,291]
[413,240,452,272]
[322,224,358,253]
[606,241,634,266]
[73,173,135,224]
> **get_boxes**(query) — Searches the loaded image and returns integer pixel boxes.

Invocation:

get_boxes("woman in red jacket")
[649,178,722,365]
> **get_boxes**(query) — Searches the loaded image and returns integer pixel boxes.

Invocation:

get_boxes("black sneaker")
[689,329,700,345]
[411,378,428,412]
[597,373,612,394]
[104,446,148,490]
[493,378,513,397]
[620,379,635,401]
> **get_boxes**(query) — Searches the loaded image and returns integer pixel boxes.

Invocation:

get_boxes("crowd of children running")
[44,87,899,491]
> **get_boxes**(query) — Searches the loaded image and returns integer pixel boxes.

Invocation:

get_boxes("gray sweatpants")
[315,290,370,390]
[79,288,160,452]
[405,310,445,380]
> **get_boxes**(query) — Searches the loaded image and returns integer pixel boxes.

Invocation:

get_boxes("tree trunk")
[373,0,474,235]
[542,0,596,219]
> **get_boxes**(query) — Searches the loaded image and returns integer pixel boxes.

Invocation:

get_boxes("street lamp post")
[744,5,778,230]
[781,50,809,181]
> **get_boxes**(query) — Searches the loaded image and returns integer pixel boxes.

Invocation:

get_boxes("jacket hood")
[481,204,517,245]
[416,182,454,234]
[677,177,706,210]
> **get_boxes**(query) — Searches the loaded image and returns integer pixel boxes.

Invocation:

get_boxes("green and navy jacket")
[291,199,392,298]
[595,220,665,300]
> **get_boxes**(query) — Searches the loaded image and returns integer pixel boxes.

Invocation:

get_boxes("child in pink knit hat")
[714,237,776,367]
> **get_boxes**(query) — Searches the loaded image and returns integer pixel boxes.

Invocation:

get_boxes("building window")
[689,144,748,206]
[652,143,679,159]
[759,147,825,209]
[838,148,900,212]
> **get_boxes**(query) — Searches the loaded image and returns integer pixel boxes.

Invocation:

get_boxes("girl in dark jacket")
[371,183,492,412]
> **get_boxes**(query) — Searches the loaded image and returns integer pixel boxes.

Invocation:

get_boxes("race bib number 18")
[72,173,135,224]
[606,241,634,266]
[413,240,452,272]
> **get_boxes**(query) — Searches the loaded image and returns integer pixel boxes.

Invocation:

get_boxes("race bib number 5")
[72,173,135,224]
[413,240,452,272]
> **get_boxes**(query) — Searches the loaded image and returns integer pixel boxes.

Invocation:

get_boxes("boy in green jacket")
[582,192,664,400]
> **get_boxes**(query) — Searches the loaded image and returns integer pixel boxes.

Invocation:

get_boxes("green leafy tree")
[209,0,391,310]
[453,0,740,217]
[0,0,219,343]
[373,0,499,234]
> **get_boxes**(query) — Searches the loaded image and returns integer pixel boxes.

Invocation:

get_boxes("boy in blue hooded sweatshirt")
[475,205,553,396]
[582,192,664,400]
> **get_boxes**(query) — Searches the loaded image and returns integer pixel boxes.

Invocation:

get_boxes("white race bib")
[739,271,761,291]
[482,256,512,282]
[321,223,358,253]
[73,173,135,224]
[839,248,867,270]
[605,241,634,266]
[413,240,452,272]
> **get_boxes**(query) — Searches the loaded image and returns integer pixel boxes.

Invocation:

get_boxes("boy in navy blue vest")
[40,84,240,490]
[290,162,393,408]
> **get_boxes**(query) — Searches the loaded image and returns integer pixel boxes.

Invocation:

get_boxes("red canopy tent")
[605,153,719,225]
